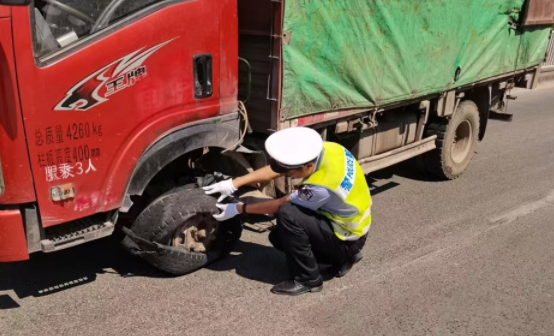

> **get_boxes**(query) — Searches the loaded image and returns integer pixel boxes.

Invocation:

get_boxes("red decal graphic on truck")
[55,38,177,111]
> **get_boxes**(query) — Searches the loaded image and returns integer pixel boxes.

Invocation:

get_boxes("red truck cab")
[0,0,241,262]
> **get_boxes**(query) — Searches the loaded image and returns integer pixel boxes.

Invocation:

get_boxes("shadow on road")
[0,235,334,308]
[0,294,20,309]
[0,235,292,303]
[0,237,168,304]
[207,240,336,285]
[207,240,289,285]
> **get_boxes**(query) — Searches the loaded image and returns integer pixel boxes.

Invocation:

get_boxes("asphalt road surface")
[1,86,554,336]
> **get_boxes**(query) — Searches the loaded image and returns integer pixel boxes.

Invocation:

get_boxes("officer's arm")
[237,195,290,215]
[232,165,282,189]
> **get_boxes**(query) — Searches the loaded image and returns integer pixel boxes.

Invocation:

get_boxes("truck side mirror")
[0,0,31,5]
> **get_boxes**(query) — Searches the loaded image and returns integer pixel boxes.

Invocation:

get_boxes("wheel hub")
[171,214,218,252]
[451,120,473,163]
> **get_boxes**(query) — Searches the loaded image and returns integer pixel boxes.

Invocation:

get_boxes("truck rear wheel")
[122,184,242,275]
[423,101,480,180]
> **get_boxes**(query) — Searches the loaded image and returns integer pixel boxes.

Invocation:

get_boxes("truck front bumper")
[0,208,28,262]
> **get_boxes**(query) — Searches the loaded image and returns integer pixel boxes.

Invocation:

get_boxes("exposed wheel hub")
[171,214,218,253]
[451,120,473,163]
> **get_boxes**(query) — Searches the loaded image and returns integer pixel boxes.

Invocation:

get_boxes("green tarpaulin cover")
[281,0,551,119]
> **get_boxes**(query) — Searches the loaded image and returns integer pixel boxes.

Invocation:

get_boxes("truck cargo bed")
[279,0,551,120]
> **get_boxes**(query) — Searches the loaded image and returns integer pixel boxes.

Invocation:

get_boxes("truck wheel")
[122,184,242,275]
[423,100,480,180]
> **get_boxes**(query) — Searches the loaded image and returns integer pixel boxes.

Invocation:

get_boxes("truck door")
[11,0,230,227]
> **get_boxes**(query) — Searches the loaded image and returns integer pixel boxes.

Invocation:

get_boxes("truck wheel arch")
[125,114,240,199]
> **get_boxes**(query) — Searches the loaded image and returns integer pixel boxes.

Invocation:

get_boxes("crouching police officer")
[203,127,372,296]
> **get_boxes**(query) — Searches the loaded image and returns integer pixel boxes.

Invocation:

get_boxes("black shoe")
[333,252,363,278]
[270,278,323,296]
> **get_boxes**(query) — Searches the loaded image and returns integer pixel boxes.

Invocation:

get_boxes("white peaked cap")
[265,127,323,167]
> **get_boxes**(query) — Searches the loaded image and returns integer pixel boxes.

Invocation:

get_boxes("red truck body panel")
[0,17,36,204]
[0,6,10,18]
[9,0,238,226]
[0,208,28,262]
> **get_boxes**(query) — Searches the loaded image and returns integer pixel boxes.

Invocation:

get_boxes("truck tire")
[122,185,242,275]
[423,100,480,180]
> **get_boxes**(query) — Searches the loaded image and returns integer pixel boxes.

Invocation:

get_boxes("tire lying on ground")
[423,100,480,180]
[121,184,242,275]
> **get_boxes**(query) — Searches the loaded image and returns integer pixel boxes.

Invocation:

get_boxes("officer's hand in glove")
[202,179,237,202]
[213,203,242,221]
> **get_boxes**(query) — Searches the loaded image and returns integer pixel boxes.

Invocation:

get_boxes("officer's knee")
[277,202,304,233]
[277,202,296,222]
[278,202,295,216]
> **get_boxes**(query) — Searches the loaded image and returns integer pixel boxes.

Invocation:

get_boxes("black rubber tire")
[123,185,242,275]
[423,100,480,180]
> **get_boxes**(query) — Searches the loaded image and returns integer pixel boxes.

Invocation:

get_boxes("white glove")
[213,203,242,221]
[202,179,237,202]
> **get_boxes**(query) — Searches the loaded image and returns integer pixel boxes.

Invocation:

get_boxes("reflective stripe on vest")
[301,142,372,241]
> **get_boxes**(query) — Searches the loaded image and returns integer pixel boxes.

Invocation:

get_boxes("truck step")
[41,216,115,253]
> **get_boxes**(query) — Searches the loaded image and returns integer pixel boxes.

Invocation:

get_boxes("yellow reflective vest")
[301,142,372,241]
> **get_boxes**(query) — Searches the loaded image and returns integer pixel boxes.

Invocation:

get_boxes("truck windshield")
[33,0,165,58]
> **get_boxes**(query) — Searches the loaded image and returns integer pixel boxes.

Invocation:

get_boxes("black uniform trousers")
[268,202,367,283]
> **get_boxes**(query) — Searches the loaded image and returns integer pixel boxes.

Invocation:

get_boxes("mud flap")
[489,87,515,122]
[489,110,514,122]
